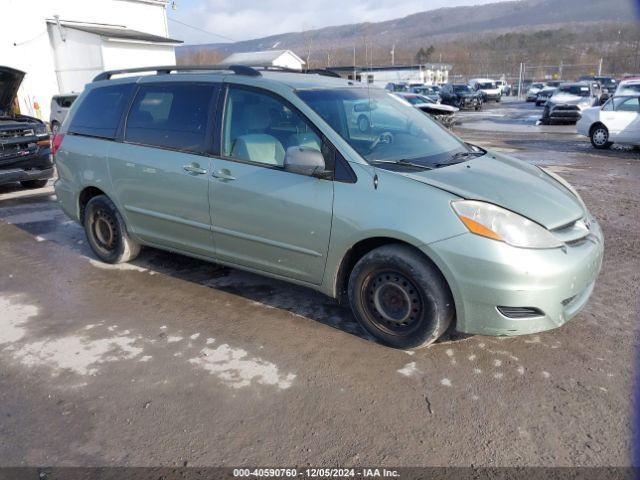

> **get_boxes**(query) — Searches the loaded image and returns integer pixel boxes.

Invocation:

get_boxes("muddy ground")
[0,100,637,467]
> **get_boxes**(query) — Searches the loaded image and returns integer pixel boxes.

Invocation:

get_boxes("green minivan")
[53,65,604,349]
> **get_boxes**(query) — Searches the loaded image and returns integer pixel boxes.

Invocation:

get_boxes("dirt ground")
[0,100,638,467]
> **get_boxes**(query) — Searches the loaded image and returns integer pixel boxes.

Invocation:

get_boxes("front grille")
[0,128,34,139]
[497,306,545,319]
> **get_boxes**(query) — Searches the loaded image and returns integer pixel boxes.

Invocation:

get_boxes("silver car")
[49,93,78,134]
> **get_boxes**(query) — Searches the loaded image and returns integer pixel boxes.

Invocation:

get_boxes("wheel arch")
[78,186,107,224]
[333,236,453,308]
[589,121,608,136]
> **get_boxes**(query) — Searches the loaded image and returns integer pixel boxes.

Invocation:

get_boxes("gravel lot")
[0,100,637,467]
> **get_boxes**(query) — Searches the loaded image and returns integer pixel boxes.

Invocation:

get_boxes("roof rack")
[92,64,345,82]
[93,64,261,82]
[259,66,342,78]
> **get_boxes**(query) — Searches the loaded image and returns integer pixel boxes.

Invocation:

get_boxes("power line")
[168,17,236,43]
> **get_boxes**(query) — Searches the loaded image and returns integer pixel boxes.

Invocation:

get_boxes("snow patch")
[189,344,295,389]
[13,333,143,376]
[0,295,39,344]
[397,362,418,377]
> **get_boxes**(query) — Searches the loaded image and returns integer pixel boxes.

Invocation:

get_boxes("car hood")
[398,152,585,230]
[0,66,25,115]
[416,103,458,113]
[548,93,591,106]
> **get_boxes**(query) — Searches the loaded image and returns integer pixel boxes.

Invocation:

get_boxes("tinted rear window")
[69,84,134,139]
[125,83,216,153]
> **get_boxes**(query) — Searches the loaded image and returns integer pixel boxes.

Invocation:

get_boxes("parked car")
[615,78,640,96]
[0,66,53,190]
[496,80,511,96]
[440,84,482,110]
[535,86,558,107]
[392,92,458,128]
[469,78,502,102]
[54,65,603,350]
[577,95,640,149]
[581,75,617,102]
[526,83,546,102]
[409,85,440,102]
[385,82,409,92]
[50,93,78,134]
[541,82,600,125]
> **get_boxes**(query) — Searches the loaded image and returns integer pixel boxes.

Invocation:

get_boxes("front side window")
[297,88,469,168]
[125,83,216,153]
[222,87,323,168]
[615,97,640,112]
[69,84,134,139]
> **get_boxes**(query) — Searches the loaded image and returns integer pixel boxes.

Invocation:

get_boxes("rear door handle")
[183,163,207,175]
[212,169,236,181]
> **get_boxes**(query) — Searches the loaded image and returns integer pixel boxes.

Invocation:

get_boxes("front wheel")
[84,195,140,264]
[590,124,612,149]
[348,245,454,349]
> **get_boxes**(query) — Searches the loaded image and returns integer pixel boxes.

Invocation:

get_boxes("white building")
[332,64,451,88]
[220,50,306,71]
[1,0,181,121]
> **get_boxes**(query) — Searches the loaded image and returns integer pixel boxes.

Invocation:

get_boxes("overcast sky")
[167,0,514,44]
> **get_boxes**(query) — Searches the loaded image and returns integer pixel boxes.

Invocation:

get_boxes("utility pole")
[559,60,563,79]
[391,43,395,66]
[517,62,524,100]
[598,58,603,76]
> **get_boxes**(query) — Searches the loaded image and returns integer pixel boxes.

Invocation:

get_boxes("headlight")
[538,167,586,210]
[34,123,47,135]
[452,200,563,249]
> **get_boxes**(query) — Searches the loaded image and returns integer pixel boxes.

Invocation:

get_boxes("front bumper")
[424,218,604,336]
[546,105,582,123]
[0,150,53,186]
[457,97,480,109]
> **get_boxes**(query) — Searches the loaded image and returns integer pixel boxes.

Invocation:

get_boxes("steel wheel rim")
[593,128,607,145]
[362,270,423,334]
[91,209,119,254]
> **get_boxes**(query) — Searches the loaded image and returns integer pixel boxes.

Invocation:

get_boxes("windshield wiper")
[370,159,433,170]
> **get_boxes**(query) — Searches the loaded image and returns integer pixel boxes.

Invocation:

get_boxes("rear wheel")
[590,124,612,149]
[84,195,140,264]
[348,244,454,349]
[20,179,48,189]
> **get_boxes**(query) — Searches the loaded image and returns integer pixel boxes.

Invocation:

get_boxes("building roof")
[331,64,452,72]
[49,21,182,44]
[220,50,305,67]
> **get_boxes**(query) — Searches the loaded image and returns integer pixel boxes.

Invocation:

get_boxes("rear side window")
[125,83,217,154]
[69,84,134,139]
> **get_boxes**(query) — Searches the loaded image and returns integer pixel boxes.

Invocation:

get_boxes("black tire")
[357,115,370,133]
[20,179,48,189]
[590,124,612,149]
[84,195,140,264]
[496,96,501,103]
[348,244,455,349]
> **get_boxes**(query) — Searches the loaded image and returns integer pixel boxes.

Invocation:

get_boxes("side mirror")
[284,146,328,178]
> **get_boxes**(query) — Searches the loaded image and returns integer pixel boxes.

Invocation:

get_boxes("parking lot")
[0,99,637,467]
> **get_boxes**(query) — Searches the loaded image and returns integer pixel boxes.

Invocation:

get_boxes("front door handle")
[212,169,236,181]
[183,163,207,175]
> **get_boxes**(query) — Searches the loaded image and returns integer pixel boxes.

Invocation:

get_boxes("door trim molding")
[124,205,211,231]
[211,224,323,257]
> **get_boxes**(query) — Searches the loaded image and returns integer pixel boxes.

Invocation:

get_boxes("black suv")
[0,66,52,189]
[439,84,482,110]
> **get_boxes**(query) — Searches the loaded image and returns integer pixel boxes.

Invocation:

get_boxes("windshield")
[401,95,428,105]
[297,88,469,167]
[557,85,590,96]
[453,85,472,93]
[478,82,496,89]
[618,83,640,94]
